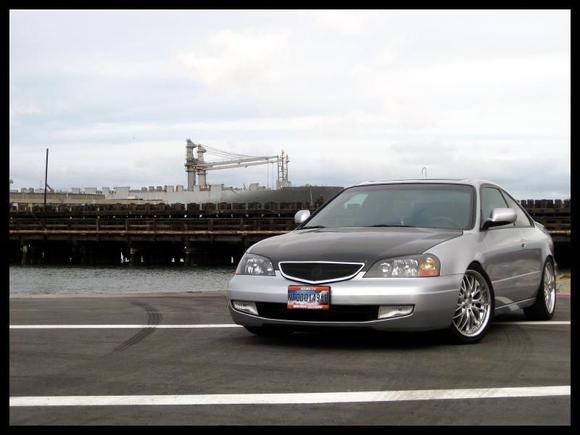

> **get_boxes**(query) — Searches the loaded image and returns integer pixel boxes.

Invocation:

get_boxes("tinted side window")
[501,191,533,228]
[481,187,511,228]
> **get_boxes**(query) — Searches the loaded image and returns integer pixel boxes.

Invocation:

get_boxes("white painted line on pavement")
[10,321,570,329]
[10,385,570,407]
[9,324,243,329]
[494,321,570,325]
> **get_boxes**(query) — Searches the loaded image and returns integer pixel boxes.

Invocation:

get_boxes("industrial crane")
[185,139,290,190]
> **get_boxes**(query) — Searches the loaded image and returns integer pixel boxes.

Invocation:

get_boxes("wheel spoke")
[469,310,478,331]
[465,310,473,332]
[460,313,469,331]
[473,280,480,296]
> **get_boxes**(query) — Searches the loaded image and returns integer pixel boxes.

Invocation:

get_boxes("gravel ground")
[557,269,571,294]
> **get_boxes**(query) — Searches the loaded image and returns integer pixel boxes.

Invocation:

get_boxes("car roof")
[347,178,500,189]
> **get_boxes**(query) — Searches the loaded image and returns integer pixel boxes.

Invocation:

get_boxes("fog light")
[378,305,414,319]
[232,301,258,316]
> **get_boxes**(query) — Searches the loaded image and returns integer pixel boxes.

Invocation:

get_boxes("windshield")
[303,183,475,230]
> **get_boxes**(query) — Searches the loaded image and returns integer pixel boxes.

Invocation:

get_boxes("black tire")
[244,326,294,337]
[448,267,495,344]
[523,259,556,320]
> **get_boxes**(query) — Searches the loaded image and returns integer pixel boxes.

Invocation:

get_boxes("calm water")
[9,265,236,296]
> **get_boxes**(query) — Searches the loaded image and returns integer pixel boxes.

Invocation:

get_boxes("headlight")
[235,253,275,276]
[363,254,440,278]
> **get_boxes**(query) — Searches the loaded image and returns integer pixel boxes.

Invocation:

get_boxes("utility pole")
[43,148,49,210]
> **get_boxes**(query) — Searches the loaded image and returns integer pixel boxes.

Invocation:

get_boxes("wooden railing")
[9,217,296,236]
[9,198,571,240]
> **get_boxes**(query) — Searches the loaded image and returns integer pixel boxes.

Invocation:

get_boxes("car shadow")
[237,328,451,350]
[493,312,528,322]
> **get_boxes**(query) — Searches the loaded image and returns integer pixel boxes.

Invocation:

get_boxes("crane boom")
[203,156,278,170]
[203,161,277,171]
[184,140,289,190]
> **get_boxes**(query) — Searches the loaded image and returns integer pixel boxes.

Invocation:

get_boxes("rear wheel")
[244,326,294,337]
[448,268,494,344]
[523,259,556,320]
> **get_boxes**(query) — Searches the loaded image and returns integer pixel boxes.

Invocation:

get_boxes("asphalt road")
[10,292,571,425]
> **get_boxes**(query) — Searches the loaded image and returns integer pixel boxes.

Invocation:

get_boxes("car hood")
[249,227,462,268]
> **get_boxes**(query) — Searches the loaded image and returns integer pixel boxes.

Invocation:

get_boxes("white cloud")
[9,10,570,198]
[10,102,44,116]
[306,10,377,35]
[176,29,289,88]
[9,102,45,126]
[52,115,340,141]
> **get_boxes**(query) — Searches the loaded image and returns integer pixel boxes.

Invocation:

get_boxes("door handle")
[521,240,527,248]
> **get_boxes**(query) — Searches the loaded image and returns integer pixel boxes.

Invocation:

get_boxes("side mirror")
[294,209,311,225]
[482,208,517,230]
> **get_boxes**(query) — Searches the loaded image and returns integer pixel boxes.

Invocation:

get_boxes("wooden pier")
[9,199,570,266]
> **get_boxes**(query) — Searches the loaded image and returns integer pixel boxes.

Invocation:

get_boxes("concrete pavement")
[9,292,570,425]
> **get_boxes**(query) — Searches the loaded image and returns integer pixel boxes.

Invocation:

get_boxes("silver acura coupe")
[228,179,556,343]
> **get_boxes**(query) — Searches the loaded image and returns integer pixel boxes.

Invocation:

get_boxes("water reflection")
[9,265,235,296]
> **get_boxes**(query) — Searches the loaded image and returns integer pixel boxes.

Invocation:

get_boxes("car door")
[500,189,544,300]
[479,186,528,307]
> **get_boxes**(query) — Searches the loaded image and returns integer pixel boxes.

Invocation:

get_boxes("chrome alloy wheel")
[543,262,556,314]
[452,270,491,338]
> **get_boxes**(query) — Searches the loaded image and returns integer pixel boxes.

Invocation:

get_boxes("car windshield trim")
[302,183,476,231]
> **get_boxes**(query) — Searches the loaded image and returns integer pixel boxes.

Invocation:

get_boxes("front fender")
[427,231,484,276]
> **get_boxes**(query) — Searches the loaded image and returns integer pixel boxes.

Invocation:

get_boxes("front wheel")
[448,268,494,344]
[523,259,556,320]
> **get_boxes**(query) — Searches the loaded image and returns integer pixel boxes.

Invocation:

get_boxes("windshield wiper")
[368,224,414,228]
[301,225,326,229]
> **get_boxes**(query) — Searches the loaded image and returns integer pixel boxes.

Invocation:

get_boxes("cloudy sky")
[10,10,570,198]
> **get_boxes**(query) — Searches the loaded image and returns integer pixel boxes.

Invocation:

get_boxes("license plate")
[288,286,330,310]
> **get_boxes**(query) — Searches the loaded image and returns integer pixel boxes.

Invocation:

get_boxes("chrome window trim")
[479,184,514,231]
[278,260,366,285]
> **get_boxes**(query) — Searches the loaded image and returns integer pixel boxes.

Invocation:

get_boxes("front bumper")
[227,272,463,331]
